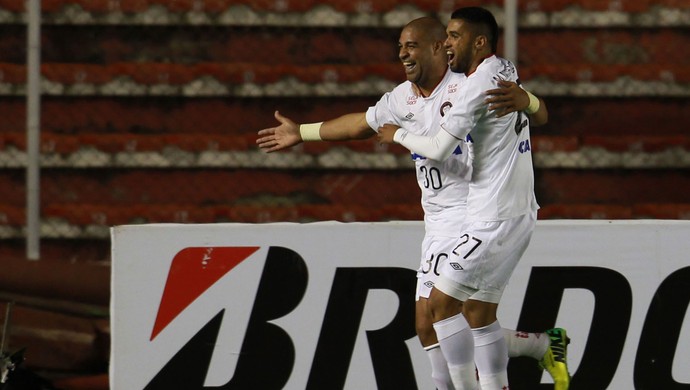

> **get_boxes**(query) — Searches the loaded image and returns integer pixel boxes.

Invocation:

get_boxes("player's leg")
[470,212,539,389]
[462,299,508,390]
[433,213,536,390]
[417,298,454,390]
[503,328,571,389]
[504,329,549,359]
[538,328,571,390]
[469,213,538,389]
[429,288,479,390]
[416,234,457,390]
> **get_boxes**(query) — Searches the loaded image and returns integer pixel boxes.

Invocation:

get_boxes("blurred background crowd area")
[0,0,688,386]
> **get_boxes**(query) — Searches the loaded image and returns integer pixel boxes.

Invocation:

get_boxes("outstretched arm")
[257,111,375,153]
[484,80,548,126]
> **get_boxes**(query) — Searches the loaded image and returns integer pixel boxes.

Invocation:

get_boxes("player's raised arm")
[256,111,375,153]
[484,80,548,126]
[256,111,301,152]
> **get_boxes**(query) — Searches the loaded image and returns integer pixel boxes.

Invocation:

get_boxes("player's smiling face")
[398,27,434,87]
[445,19,474,74]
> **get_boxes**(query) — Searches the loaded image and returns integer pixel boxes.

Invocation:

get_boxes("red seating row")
[1,166,687,211]
[0,203,425,226]
[1,0,687,15]
[537,169,690,205]
[5,29,687,67]
[0,62,402,87]
[1,96,686,137]
[522,64,690,84]
[0,169,421,207]
[539,203,690,220]
[0,62,396,86]
[1,203,688,229]
[517,30,690,68]
[2,62,688,87]
[0,132,258,153]
[2,132,688,156]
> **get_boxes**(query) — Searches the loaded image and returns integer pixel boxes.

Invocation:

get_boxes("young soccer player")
[259,16,568,390]
[377,8,569,390]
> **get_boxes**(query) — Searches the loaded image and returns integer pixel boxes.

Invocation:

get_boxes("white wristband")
[299,122,323,141]
[525,91,540,115]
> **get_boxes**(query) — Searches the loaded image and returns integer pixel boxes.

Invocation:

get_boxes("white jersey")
[366,69,471,235]
[440,55,539,221]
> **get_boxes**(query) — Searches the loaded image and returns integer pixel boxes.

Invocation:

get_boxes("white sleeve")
[393,127,460,161]
[365,92,400,132]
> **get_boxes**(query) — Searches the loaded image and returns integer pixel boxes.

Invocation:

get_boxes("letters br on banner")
[110,220,690,390]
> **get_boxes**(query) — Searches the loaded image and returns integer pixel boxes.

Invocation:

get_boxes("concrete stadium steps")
[1,132,689,170]
[18,129,690,172]
[0,203,426,239]
[1,0,688,27]
[49,203,425,225]
[534,97,689,136]
[3,27,687,68]
[4,0,689,14]
[0,96,381,135]
[536,169,690,205]
[2,202,690,240]
[0,168,688,225]
[2,0,506,14]
[1,202,690,237]
[516,29,689,68]
[539,203,690,219]
[0,25,401,65]
[0,204,689,264]
[1,62,688,97]
[0,169,420,208]
[0,96,687,137]
[0,132,412,168]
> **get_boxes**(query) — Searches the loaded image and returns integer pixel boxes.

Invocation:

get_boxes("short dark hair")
[450,7,499,53]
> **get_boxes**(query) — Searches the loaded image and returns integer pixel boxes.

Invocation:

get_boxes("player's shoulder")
[476,55,519,81]
[432,70,465,100]
[387,80,414,98]
[447,71,466,83]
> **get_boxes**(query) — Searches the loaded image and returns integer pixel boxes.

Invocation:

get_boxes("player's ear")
[433,40,444,54]
[474,35,487,50]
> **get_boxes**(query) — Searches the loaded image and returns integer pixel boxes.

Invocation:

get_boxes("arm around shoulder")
[525,92,548,127]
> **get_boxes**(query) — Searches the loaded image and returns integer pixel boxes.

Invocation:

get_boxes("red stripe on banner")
[150,246,260,340]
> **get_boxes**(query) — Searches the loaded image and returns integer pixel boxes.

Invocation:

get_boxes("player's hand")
[377,123,400,144]
[485,80,529,118]
[256,111,302,153]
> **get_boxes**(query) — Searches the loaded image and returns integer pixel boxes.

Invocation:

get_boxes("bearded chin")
[451,61,465,74]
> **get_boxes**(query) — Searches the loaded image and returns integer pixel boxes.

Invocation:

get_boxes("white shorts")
[415,234,458,300]
[434,211,537,304]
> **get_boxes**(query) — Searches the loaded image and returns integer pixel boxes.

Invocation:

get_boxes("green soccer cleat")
[539,328,571,390]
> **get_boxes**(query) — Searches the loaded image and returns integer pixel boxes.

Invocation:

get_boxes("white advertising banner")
[110,220,690,390]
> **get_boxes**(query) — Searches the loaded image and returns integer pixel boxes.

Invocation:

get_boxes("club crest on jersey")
[440,101,453,117]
